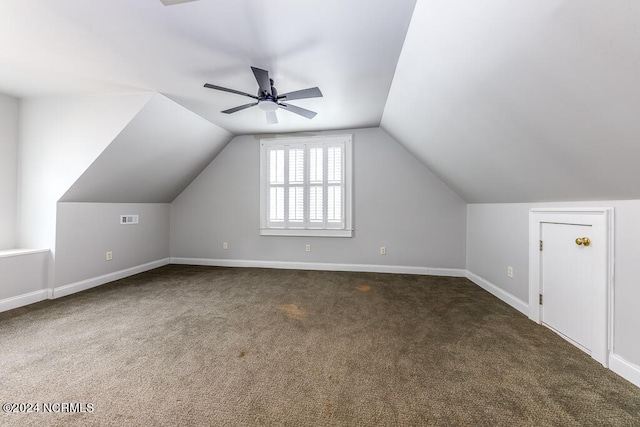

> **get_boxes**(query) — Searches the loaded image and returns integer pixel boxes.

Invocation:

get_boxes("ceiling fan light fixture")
[204,67,321,121]
[258,100,279,112]
[159,0,199,5]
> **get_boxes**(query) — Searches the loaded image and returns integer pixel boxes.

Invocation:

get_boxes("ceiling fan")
[204,67,323,124]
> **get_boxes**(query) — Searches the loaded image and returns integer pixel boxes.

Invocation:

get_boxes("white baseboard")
[609,354,640,388]
[0,289,49,313]
[53,258,171,299]
[466,271,529,315]
[170,257,467,277]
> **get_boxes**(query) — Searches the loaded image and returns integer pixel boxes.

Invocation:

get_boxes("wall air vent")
[120,214,139,225]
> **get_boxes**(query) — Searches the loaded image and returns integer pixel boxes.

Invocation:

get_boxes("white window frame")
[260,134,353,237]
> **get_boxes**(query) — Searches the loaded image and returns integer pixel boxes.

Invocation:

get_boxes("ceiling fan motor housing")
[258,81,278,100]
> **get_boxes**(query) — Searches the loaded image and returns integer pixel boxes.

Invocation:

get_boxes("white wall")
[467,201,640,369]
[54,203,170,288]
[171,127,467,270]
[0,93,19,250]
[18,93,153,251]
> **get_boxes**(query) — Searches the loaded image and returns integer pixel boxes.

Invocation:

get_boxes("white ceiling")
[3,0,640,204]
[0,0,416,134]
[382,0,640,203]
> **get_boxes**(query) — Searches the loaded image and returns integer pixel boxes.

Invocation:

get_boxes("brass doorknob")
[575,237,591,246]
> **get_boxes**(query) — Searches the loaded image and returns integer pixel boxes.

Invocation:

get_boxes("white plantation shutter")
[309,146,323,224]
[289,187,304,222]
[269,187,284,222]
[288,148,304,222]
[309,186,323,222]
[268,149,285,222]
[327,185,341,222]
[309,147,323,182]
[326,145,342,223]
[260,135,352,237]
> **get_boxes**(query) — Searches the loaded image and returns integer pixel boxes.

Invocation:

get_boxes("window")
[260,134,353,237]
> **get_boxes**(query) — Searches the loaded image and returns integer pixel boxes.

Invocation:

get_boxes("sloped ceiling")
[60,93,232,203]
[0,0,416,134]
[382,0,640,203]
[3,1,640,204]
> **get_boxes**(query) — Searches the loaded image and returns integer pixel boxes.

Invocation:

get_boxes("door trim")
[529,208,614,367]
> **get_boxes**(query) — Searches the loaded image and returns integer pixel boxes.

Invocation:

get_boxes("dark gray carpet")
[1,265,639,426]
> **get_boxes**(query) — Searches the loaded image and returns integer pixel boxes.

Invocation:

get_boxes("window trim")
[259,134,353,237]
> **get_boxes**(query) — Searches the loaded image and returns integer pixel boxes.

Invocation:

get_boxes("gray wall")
[0,93,19,250]
[171,127,467,269]
[0,251,49,302]
[54,203,170,287]
[467,201,640,368]
[61,93,232,203]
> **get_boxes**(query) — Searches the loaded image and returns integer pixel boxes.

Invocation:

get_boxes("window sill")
[260,228,353,238]
[0,248,50,259]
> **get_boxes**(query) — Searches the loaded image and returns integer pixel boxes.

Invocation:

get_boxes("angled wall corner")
[50,93,231,291]
[60,93,233,203]
[18,92,154,250]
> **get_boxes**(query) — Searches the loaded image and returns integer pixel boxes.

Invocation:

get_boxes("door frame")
[529,208,614,367]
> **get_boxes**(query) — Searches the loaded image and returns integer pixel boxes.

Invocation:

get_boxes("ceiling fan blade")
[221,102,258,114]
[204,83,258,100]
[266,111,278,125]
[278,103,317,119]
[277,87,323,101]
[251,67,272,97]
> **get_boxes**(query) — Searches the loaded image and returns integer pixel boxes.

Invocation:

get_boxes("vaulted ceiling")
[2,0,639,203]
[382,0,640,203]
[0,0,416,134]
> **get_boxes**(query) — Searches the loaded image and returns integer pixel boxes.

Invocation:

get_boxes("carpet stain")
[238,351,246,359]
[277,304,308,320]
[324,401,334,417]
[355,285,372,292]
[434,305,449,314]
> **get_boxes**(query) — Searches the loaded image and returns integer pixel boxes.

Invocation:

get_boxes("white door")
[541,222,594,353]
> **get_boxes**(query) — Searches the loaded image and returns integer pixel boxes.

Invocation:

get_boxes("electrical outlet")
[305,244,311,252]
[380,246,386,255]
[106,251,113,261]
[223,242,228,250]
[507,266,513,278]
